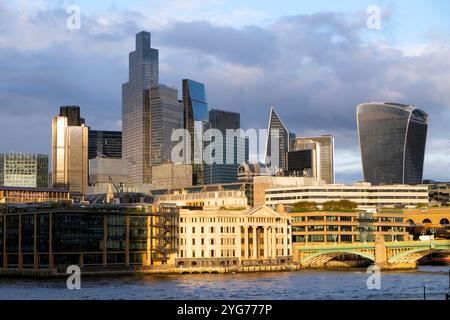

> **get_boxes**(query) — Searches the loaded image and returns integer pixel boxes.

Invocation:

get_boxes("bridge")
[296,237,450,269]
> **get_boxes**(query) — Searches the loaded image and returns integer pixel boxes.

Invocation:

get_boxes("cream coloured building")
[176,205,292,267]
[265,182,429,211]
[155,189,248,209]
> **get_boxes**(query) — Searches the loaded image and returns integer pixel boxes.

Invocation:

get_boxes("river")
[0,266,448,300]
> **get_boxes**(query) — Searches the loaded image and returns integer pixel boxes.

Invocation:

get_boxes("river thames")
[0,266,448,300]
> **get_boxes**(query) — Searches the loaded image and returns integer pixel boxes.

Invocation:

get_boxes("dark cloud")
[1,5,450,183]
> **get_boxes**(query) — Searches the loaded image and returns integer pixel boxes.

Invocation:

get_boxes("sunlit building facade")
[0,153,48,188]
[357,102,428,185]
[52,107,88,195]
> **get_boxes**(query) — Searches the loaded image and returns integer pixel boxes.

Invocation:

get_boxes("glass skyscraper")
[0,153,49,188]
[182,79,208,185]
[122,31,159,185]
[88,130,122,159]
[265,107,290,172]
[205,109,249,184]
[357,102,429,185]
[149,85,183,167]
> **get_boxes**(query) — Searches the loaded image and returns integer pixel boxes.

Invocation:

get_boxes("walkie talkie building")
[357,102,429,185]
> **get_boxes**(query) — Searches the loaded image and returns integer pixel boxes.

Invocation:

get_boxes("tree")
[323,200,357,212]
[292,201,318,212]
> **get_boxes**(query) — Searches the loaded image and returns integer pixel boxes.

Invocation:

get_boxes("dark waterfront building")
[88,130,122,159]
[0,203,178,273]
[205,109,249,184]
[182,79,209,185]
[265,107,290,173]
[357,102,429,185]
[122,31,159,185]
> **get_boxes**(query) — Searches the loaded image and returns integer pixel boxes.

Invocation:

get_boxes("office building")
[285,149,315,178]
[151,163,192,189]
[265,107,290,172]
[88,130,122,159]
[149,85,183,167]
[0,153,48,188]
[176,205,292,267]
[264,182,429,211]
[88,158,129,194]
[122,31,159,185]
[290,136,335,184]
[0,187,70,204]
[182,79,209,185]
[0,203,178,273]
[52,106,88,195]
[357,102,429,185]
[205,109,249,184]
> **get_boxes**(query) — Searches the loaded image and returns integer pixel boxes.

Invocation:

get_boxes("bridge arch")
[388,248,447,264]
[440,218,449,225]
[299,250,375,265]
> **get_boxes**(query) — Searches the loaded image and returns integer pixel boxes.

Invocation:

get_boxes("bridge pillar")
[374,235,387,266]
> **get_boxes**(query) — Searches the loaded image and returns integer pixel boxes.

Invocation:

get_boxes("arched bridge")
[297,240,450,269]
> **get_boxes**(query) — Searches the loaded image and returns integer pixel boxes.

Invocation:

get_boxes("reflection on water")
[0,266,448,300]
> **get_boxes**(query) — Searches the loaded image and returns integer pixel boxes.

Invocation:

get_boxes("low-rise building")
[0,187,71,204]
[265,182,428,211]
[0,203,179,273]
[155,188,248,209]
[176,205,292,267]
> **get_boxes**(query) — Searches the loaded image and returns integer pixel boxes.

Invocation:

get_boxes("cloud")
[1,2,450,183]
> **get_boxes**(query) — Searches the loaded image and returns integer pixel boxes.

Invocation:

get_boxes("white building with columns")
[176,205,292,267]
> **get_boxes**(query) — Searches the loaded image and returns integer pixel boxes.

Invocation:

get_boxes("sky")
[1,0,450,183]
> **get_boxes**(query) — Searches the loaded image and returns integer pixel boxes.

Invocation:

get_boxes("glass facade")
[357,103,428,185]
[88,130,122,159]
[149,85,183,167]
[265,107,290,172]
[122,31,159,185]
[0,153,49,188]
[183,79,209,185]
[205,109,249,184]
[0,204,179,271]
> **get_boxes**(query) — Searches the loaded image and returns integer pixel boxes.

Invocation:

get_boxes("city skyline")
[1,1,450,184]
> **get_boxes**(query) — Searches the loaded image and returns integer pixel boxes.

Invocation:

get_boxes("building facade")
[291,210,410,245]
[357,102,429,185]
[52,106,88,195]
[0,203,178,273]
[290,136,335,184]
[88,130,122,159]
[205,109,249,185]
[0,187,70,204]
[149,85,184,167]
[151,163,192,189]
[155,189,248,209]
[0,153,49,188]
[182,79,209,185]
[176,205,292,267]
[122,31,159,185]
[265,182,429,211]
[265,107,290,172]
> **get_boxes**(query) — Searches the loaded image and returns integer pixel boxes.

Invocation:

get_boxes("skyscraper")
[182,79,208,185]
[88,130,122,159]
[357,102,429,185]
[265,107,290,172]
[52,106,88,195]
[122,31,159,185]
[290,136,335,184]
[205,109,249,184]
[149,85,183,167]
[0,153,49,188]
